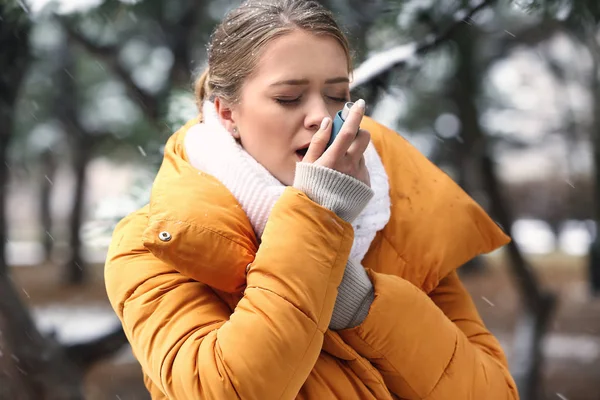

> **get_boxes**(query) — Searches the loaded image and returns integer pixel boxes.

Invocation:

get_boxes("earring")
[232,127,238,134]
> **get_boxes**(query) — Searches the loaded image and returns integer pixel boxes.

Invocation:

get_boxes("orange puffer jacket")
[105,116,519,399]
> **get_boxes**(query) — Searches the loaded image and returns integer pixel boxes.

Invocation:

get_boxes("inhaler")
[326,101,354,149]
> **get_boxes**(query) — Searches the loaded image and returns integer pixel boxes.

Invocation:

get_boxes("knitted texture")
[329,258,375,330]
[293,163,373,223]
[184,101,392,329]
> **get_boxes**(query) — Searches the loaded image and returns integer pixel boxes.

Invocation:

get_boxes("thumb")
[303,117,331,163]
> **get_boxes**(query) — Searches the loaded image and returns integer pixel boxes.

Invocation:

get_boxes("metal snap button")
[158,231,172,242]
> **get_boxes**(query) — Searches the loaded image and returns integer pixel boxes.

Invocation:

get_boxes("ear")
[214,97,239,138]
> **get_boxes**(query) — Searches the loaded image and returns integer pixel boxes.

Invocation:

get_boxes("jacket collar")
[142,118,258,293]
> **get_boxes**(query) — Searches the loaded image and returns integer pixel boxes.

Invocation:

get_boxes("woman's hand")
[302,99,371,187]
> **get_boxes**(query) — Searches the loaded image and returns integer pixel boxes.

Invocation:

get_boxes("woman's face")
[216,29,350,186]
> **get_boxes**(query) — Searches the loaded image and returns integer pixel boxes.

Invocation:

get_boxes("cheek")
[254,108,297,147]
[236,94,301,157]
[328,104,340,118]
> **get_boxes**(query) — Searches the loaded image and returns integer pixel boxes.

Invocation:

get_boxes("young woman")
[104,0,519,399]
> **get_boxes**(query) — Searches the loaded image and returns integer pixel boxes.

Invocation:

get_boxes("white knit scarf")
[184,101,391,262]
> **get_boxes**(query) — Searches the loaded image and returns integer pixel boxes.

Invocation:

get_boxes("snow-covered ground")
[31,303,137,364]
[32,303,120,344]
[27,303,600,366]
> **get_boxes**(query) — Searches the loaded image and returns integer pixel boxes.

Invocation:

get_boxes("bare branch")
[61,22,161,121]
[351,0,497,90]
[63,326,128,369]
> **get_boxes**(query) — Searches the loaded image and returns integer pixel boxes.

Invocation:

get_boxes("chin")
[278,169,295,187]
[280,176,294,186]
[264,166,291,186]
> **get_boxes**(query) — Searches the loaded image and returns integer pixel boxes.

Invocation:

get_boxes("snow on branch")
[350,0,496,90]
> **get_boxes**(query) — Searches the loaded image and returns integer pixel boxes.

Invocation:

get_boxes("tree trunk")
[0,5,33,274]
[586,22,600,295]
[479,153,556,400]
[0,275,85,399]
[40,149,57,263]
[0,8,129,399]
[455,133,487,276]
[54,35,92,285]
[65,137,92,284]
[451,23,555,400]
[0,129,8,277]
[0,270,129,398]
[0,6,80,397]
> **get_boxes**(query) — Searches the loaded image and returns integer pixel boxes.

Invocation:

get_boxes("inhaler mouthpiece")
[341,102,353,121]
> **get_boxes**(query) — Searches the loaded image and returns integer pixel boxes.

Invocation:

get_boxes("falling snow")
[481,296,495,307]
[1,0,599,397]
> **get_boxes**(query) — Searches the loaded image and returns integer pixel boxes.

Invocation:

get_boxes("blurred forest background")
[1,0,600,399]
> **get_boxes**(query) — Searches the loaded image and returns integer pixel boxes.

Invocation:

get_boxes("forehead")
[250,29,349,84]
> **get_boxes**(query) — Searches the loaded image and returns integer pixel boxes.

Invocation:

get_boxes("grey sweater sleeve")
[293,162,375,330]
[329,258,374,329]
[293,163,373,223]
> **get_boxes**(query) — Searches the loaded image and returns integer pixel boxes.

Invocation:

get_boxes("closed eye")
[275,95,347,106]
[275,97,301,106]
[328,96,348,103]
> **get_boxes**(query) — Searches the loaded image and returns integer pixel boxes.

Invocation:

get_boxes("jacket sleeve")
[338,270,519,400]
[104,189,353,400]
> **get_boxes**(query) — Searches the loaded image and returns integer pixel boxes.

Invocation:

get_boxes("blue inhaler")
[326,101,354,149]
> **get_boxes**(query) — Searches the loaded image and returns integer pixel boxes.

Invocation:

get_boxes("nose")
[304,97,331,132]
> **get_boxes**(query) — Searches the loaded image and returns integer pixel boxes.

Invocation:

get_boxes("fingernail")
[320,117,331,129]
[355,99,365,111]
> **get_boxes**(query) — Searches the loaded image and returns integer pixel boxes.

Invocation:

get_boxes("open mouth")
[295,146,309,160]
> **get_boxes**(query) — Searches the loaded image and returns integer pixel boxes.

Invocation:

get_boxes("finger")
[359,157,370,187]
[325,99,365,157]
[358,155,366,168]
[346,129,370,163]
[303,117,331,163]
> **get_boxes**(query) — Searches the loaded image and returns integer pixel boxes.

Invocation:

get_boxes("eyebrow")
[270,77,349,86]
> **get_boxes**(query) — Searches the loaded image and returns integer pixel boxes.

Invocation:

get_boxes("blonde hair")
[194,0,352,120]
